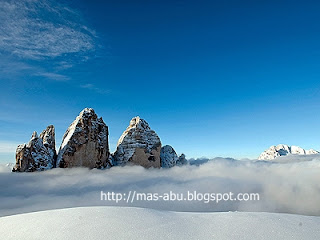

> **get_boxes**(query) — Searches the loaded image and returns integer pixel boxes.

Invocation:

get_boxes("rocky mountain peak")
[160,145,187,168]
[129,116,150,130]
[114,116,161,168]
[40,125,55,147]
[57,108,110,169]
[12,126,57,172]
[79,108,96,119]
[31,131,38,139]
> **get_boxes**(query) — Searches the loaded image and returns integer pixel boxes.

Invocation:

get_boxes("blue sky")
[1,0,320,162]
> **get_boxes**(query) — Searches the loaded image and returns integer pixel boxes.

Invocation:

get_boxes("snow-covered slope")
[258,144,319,160]
[0,207,319,240]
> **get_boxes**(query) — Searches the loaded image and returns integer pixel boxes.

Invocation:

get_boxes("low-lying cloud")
[0,156,320,217]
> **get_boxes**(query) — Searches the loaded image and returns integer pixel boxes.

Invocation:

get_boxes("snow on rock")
[306,149,320,155]
[160,145,187,168]
[113,116,161,168]
[12,126,57,172]
[56,108,110,169]
[160,145,178,168]
[39,125,57,165]
[258,144,319,160]
[0,206,319,240]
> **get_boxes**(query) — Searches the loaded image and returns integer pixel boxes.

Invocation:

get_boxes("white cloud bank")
[0,156,320,217]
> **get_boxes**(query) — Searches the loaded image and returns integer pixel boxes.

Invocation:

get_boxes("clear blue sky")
[1,0,320,163]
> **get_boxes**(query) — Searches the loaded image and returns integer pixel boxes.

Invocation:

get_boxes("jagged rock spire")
[13,126,57,172]
[40,125,57,166]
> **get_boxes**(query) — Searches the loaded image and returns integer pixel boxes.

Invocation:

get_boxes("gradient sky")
[1,0,320,162]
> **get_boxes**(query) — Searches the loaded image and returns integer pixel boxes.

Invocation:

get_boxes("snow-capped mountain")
[258,144,319,160]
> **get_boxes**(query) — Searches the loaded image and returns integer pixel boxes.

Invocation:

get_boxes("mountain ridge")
[12,108,186,172]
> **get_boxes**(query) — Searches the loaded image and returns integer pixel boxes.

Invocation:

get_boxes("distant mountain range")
[258,144,319,160]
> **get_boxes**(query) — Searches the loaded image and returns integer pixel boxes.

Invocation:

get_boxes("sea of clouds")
[0,156,320,217]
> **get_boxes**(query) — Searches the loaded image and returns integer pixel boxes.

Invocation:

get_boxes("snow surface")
[0,206,319,240]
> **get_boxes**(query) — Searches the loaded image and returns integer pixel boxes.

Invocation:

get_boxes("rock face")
[12,126,56,172]
[56,108,110,169]
[258,144,319,160]
[160,145,187,168]
[113,116,161,168]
